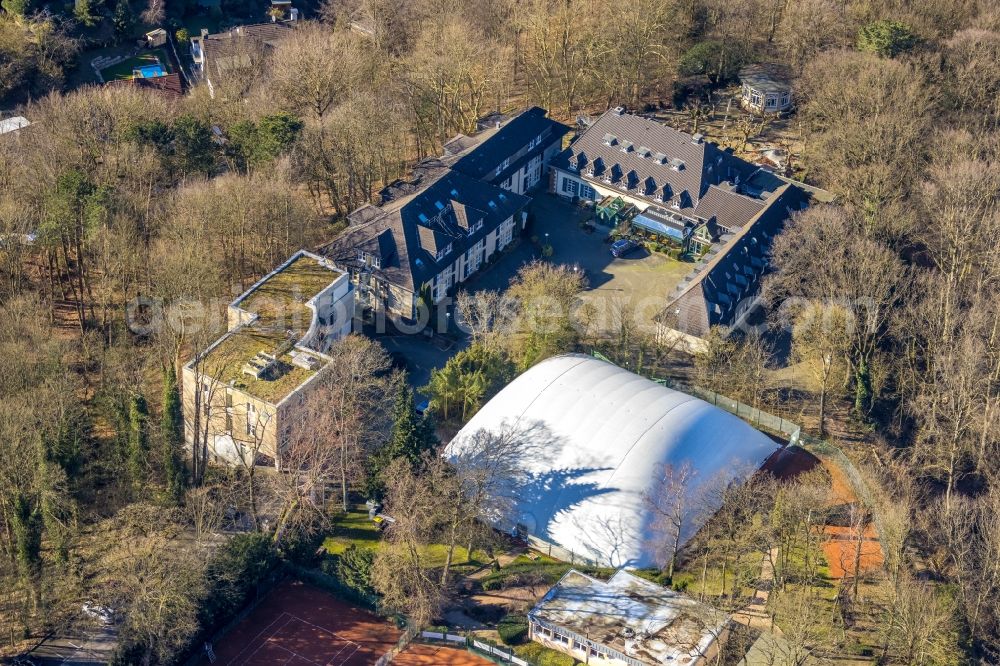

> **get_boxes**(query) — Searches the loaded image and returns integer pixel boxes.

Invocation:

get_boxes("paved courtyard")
[377,193,692,389]
[521,194,691,336]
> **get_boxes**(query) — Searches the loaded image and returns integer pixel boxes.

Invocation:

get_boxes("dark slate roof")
[693,185,765,232]
[452,107,570,183]
[662,183,811,337]
[739,64,793,94]
[106,72,184,98]
[202,22,293,82]
[319,170,529,292]
[552,109,776,224]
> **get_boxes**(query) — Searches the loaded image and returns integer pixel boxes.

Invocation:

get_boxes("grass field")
[322,506,488,569]
[100,49,171,81]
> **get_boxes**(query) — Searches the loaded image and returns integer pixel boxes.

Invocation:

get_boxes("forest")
[1,0,1000,663]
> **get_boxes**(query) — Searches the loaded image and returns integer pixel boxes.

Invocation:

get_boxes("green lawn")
[322,507,381,555]
[100,49,172,81]
[321,506,488,568]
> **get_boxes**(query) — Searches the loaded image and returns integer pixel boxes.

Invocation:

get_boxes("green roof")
[199,253,342,404]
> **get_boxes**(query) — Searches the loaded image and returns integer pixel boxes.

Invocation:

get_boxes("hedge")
[497,613,529,645]
[515,642,578,666]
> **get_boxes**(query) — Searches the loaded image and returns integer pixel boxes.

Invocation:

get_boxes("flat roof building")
[529,569,729,666]
[182,250,353,469]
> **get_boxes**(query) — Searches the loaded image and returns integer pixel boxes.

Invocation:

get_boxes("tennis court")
[204,580,401,665]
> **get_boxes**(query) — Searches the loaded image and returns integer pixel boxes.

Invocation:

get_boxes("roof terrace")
[197,252,344,404]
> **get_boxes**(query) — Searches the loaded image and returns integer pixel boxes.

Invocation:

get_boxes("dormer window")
[435,243,453,261]
[602,133,618,146]
[494,158,510,176]
[620,141,633,153]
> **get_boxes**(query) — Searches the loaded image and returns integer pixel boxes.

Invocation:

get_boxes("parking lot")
[378,193,693,389]
[526,194,692,335]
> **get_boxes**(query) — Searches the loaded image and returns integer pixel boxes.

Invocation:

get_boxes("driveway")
[376,193,691,388]
[526,194,691,335]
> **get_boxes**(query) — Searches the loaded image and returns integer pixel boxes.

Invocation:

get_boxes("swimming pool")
[133,64,166,78]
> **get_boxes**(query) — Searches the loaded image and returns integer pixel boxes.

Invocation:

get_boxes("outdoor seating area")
[594,195,636,227]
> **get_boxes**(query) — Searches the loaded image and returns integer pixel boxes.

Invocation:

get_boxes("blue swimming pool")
[133,64,166,78]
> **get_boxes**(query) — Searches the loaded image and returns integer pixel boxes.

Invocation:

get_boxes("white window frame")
[246,402,257,437]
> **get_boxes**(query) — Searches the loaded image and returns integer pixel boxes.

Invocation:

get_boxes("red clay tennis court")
[393,644,494,665]
[204,580,401,665]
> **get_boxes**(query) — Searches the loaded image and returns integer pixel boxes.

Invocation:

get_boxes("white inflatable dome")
[445,354,779,568]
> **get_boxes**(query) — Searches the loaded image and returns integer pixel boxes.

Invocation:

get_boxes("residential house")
[106,72,184,99]
[450,106,569,195]
[320,107,569,320]
[193,20,295,98]
[182,250,353,470]
[550,107,816,341]
[739,64,794,114]
[529,569,729,666]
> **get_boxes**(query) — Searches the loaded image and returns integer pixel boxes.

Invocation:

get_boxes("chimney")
[201,28,209,37]
[290,7,299,21]
[612,106,625,115]
[495,121,501,129]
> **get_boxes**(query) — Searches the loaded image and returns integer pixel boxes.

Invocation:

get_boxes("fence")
[686,385,802,441]
[589,351,887,560]
[374,627,419,666]
[182,567,286,666]
[415,631,531,666]
[524,533,601,568]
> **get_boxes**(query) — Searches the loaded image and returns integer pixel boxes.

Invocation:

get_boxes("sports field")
[204,580,401,665]
[394,644,493,665]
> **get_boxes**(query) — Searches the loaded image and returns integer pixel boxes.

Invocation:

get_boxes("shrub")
[335,544,375,594]
[468,604,505,624]
[857,20,918,57]
[514,642,577,664]
[538,649,577,666]
[498,613,529,645]
[201,533,279,628]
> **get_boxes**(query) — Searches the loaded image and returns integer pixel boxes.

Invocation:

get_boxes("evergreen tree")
[172,115,215,175]
[113,0,135,37]
[11,493,42,580]
[389,383,437,466]
[367,384,437,496]
[161,364,186,503]
[127,393,149,491]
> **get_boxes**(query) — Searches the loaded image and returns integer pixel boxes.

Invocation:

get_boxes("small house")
[739,64,793,114]
[529,569,730,666]
[145,28,168,47]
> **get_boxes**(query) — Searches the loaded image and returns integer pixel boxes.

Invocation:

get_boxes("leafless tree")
[644,461,697,580]
[317,335,395,511]
[455,288,518,352]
